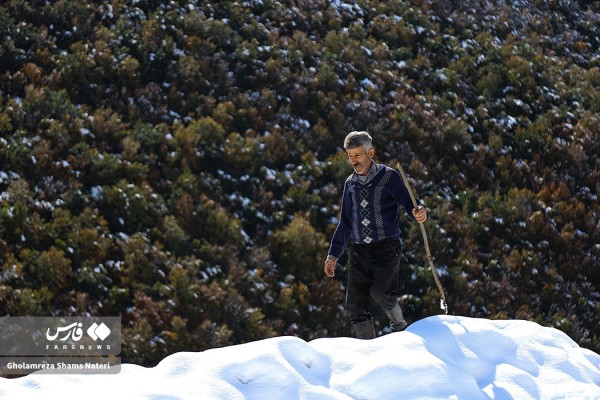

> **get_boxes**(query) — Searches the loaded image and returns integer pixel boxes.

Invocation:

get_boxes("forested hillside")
[0,0,598,366]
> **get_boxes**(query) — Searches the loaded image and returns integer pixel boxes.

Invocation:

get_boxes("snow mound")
[1,316,599,399]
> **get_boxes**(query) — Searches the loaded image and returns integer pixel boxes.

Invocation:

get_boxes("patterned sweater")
[328,164,415,259]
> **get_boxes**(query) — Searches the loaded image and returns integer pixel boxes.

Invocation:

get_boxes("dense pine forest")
[0,0,598,366]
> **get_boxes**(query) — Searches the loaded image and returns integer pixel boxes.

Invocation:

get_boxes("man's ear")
[368,147,375,158]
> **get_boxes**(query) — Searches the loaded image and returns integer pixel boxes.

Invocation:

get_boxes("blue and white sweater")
[328,163,415,259]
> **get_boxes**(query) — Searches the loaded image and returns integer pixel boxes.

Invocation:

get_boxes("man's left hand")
[412,206,427,224]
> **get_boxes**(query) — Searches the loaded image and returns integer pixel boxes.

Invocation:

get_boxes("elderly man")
[324,131,427,339]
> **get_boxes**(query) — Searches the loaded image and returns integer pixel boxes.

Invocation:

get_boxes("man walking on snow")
[324,131,428,339]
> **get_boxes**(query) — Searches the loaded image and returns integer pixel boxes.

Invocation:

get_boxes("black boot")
[352,319,376,339]
[386,303,408,332]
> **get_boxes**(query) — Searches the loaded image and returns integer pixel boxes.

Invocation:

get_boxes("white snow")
[1,316,599,399]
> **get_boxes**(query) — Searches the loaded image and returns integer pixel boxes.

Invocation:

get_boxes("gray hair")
[343,131,373,150]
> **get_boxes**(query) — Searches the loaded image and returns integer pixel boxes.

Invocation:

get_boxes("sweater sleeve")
[389,169,416,220]
[328,180,352,259]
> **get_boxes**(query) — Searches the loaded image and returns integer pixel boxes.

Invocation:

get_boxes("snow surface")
[1,315,599,400]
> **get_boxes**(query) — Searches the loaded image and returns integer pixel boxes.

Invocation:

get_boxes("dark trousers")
[345,238,402,324]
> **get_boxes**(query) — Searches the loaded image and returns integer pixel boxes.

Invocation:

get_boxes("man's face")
[346,146,374,176]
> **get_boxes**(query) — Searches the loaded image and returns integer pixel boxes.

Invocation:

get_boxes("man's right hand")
[324,256,337,277]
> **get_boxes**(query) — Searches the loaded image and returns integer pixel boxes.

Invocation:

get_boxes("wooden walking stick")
[397,162,448,314]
